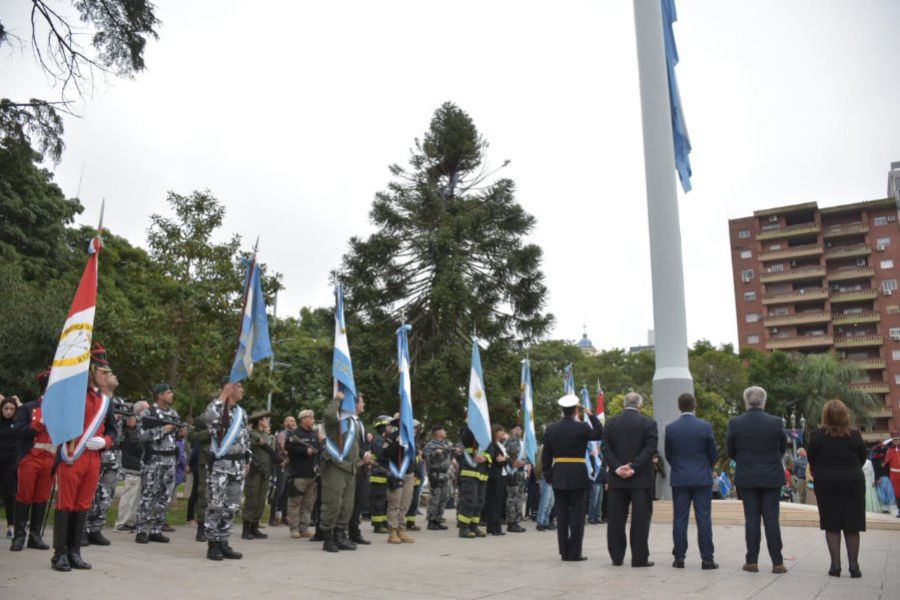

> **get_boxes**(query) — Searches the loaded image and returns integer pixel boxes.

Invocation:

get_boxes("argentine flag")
[563,363,575,395]
[390,324,416,478]
[662,0,692,192]
[43,237,102,444]
[520,359,537,465]
[467,337,491,452]
[333,285,357,418]
[229,257,273,383]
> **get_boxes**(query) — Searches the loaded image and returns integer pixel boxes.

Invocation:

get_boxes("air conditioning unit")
[769,215,779,222]
[877,244,887,252]
[771,327,778,334]
[885,289,893,296]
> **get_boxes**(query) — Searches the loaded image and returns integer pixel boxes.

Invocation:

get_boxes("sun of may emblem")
[475,389,483,399]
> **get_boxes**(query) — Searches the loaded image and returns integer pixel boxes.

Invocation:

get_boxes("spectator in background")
[806,400,867,578]
[269,415,296,527]
[792,448,808,504]
[1,396,19,538]
[115,401,149,532]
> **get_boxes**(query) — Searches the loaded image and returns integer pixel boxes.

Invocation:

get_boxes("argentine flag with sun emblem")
[467,337,491,452]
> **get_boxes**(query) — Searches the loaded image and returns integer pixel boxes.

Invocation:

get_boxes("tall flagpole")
[633,0,694,501]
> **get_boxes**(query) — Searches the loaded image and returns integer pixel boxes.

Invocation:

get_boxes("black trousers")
[348,470,368,538]
[554,487,588,560]
[606,487,653,565]
[483,475,506,532]
[739,487,783,565]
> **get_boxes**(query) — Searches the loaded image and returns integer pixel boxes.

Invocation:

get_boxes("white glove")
[86,436,107,451]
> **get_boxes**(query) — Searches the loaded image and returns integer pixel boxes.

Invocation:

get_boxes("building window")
[769,244,782,251]
[877,237,891,247]
[895,374,900,385]
[768,264,784,273]
[874,216,888,226]
[772,307,789,316]
[744,291,756,301]
[741,269,754,283]
[745,313,759,323]
[892,349,900,360]
[888,305,900,315]
[738,229,750,239]
[890,327,900,339]
[883,279,898,294]
[882,260,894,269]
[747,335,760,344]
[740,250,752,259]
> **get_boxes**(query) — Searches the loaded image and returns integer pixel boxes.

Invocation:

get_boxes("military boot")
[250,522,268,539]
[334,528,357,550]
[471,524,486,538]
[50,510,71,572]
[9,501,28,551]
[67,512,92,569]
[398,528,415,543]
[372,523,389,534]
[507,522,526,533]
[387,528,402,544]
[28,502,50,550]
[219,541,242,559]
[458,525,475,539]
[206,540,223,561]
[322,530,339,553]
[241,522,254,540]
[88,530,111,546]
[195,521,207,542]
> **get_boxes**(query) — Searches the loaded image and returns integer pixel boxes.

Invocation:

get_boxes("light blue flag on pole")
[467,337,492,452]
[390,324,416,478]
[520,359,537,465]
[661,0,692,193]
[229,257,273,383]
[718,471,732,498]
[581,385,600,479]
[332,285,357,419]
[563,363,575,395]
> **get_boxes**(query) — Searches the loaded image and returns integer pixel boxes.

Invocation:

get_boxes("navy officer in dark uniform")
[541,394,603,561]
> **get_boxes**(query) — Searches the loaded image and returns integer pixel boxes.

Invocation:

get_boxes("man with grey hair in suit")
[727,386,788,574]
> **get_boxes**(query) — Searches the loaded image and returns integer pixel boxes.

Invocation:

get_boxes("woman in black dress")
[806,399,867,578]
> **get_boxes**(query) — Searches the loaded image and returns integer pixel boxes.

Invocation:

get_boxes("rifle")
[113,405,194,430]
[285,432,319,454]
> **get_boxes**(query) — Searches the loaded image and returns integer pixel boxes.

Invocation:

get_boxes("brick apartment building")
[729,163,900,441]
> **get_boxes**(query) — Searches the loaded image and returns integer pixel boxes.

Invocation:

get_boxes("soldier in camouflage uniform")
[135,383,184,544]
[241,410,276,540]
[503,424,528,532]
[424,424,453,530]
[202,379,249,561]
[82,374,126,546]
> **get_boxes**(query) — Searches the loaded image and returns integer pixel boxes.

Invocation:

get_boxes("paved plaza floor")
[2,520,898,599]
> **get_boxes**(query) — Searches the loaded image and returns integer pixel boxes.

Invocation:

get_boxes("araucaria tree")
[339,102,552,425]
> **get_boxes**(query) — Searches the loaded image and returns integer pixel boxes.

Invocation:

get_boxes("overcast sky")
[3,1,899,352]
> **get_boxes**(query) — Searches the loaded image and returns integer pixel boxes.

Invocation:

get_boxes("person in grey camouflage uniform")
[83,375,126,546]
[202,379,249,561]
[504,425,528,532]
[424,424,454,530]
[135,383,184,544]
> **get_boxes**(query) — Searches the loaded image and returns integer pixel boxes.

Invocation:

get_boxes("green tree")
[792,352,878,430]
[338,102,553,426]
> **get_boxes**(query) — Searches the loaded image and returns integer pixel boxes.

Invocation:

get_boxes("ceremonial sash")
[60,394,109,464]
[324,418,356,463]
[212,405,245,459]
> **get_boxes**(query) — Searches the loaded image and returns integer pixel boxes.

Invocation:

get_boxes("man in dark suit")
[603,392,658,567]
[726,386,788,574]
[541,394,603,561]
[665,393,718,570]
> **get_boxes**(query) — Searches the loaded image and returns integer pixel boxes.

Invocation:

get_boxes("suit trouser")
[672,485,714,561]
[348,470,368,538]
[484,474,506,531]
[607,486,653,565]
[554,487,588,559]
[739,486,783,565]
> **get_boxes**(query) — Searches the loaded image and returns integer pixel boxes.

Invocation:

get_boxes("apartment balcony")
[850,382,890,394]
[845,358,886,370]
[760,266,826,284]
[830,288,878,303]
[824,245,871,260]
[832,311,880,325]
[834,335,884,349]
[869,406,894,418]
[763,311,831,327]
[765,335,833,350]
[759,243,823,262]
[761,288,828,305]
[756,222,821,241]
[828,266,875,282]
[822,223,869,239]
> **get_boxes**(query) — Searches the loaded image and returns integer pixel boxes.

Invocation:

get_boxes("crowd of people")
[2,351,900,582]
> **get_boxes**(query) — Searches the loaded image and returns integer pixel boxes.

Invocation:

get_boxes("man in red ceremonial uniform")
[9,370,54,552]
[885,432,900,518]
[51,344,118,572]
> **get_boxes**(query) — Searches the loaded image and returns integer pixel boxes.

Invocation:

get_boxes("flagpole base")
[652,374,694,501]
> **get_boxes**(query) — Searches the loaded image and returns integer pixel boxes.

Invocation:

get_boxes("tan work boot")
[388,528,402,544]
[398,528,415,543]
[299,529,314,538]
[290,529,301,539]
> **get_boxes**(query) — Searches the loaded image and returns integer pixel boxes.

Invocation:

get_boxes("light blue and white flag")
[563,363,575,395]
[582,385,602,480]
[718,471,732,498]
[662,0,692,192]
[389,324,416,478]
[332,285,358,419]
[229,257,273,383]
[520,359,537,465]
[467,337,492,452]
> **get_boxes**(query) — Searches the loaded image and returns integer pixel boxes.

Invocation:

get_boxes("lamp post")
[790,411,798,458]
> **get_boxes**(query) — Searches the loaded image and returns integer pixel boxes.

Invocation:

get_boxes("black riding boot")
[196,520,206,542]
[9,501,28,551]
[28,502,50,549]
[67,511,92,569]
[50,510,71,572]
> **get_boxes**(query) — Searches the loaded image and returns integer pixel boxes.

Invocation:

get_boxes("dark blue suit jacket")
[726,408,787,488]
[664,413,717,488]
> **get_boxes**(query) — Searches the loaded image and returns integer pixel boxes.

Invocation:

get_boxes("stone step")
[647,499,900,531]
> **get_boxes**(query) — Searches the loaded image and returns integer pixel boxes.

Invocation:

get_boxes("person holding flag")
[203,249,272,561]
[320,285,363,553]
[456,337,492,539]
